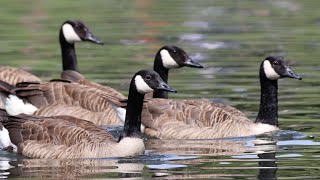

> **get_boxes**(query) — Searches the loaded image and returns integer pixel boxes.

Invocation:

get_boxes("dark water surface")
[0,0,319,179]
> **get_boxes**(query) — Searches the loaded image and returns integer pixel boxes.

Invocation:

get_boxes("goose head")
[261,56,302,81]
[121,70,176,140]
[60,20,103,45]
[133,70,177,94]
[156,45,203,69]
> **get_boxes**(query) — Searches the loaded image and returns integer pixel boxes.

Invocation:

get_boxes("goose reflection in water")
[6,158,144,179]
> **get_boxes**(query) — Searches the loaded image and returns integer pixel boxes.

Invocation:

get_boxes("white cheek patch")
[135,75,154,94]
[160,49,179,69]
[263,60,280,80]
[62,24,82,43]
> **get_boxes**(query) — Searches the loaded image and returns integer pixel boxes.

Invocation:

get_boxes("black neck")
[153,52,169,98]
[255,68,278,126]
[120,81,144,139]
[59,30,79,72]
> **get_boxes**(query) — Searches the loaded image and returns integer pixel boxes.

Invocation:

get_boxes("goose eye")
[145,75,151,80]
[173,50,177,54]
[273,61,279,65]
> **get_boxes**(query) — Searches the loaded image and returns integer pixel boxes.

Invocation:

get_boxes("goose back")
[11,81,124,125]
[61,70,126,99]
[13,81,123,110]
[0,66,40,85]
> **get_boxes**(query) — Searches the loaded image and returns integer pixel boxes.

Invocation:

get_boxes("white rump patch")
[135,75,154,94]
[5,95,38,116]
[263,60,280,80]
[62,23,82,43]
[160,49,179,69]
[0,126,17,153]
[253,123,279,135]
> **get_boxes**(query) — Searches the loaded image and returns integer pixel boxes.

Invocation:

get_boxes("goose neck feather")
[121,80,144,139]
[255,65,278,126]
[59,29,79,72]
[153,52,169,99]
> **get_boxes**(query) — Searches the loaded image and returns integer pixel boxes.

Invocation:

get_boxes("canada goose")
[0,69,176,158]
[56,20,126,99]
[58,20,103,71]
[5,45,202,126]
[0,20,103,86]
[140,56,302,139]
[0,20,104,110]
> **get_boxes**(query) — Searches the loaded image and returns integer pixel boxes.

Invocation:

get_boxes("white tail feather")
[5,95,38,116]
[111,104,145,133]
[0,127,17,153]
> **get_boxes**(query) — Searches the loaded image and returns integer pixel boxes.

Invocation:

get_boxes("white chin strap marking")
[263,60,280,80]
[160,49,179,69]
[135,75,154,94]
[62,23,82,43]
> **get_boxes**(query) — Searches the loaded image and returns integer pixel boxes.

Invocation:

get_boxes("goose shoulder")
[0,112,144,159]
[0,66,40,85]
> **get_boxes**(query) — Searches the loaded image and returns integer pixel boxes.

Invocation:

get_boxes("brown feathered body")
[0,66,40,85]
[141,98,278,139]
[0,112,144,159]
[12,81,124,125]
